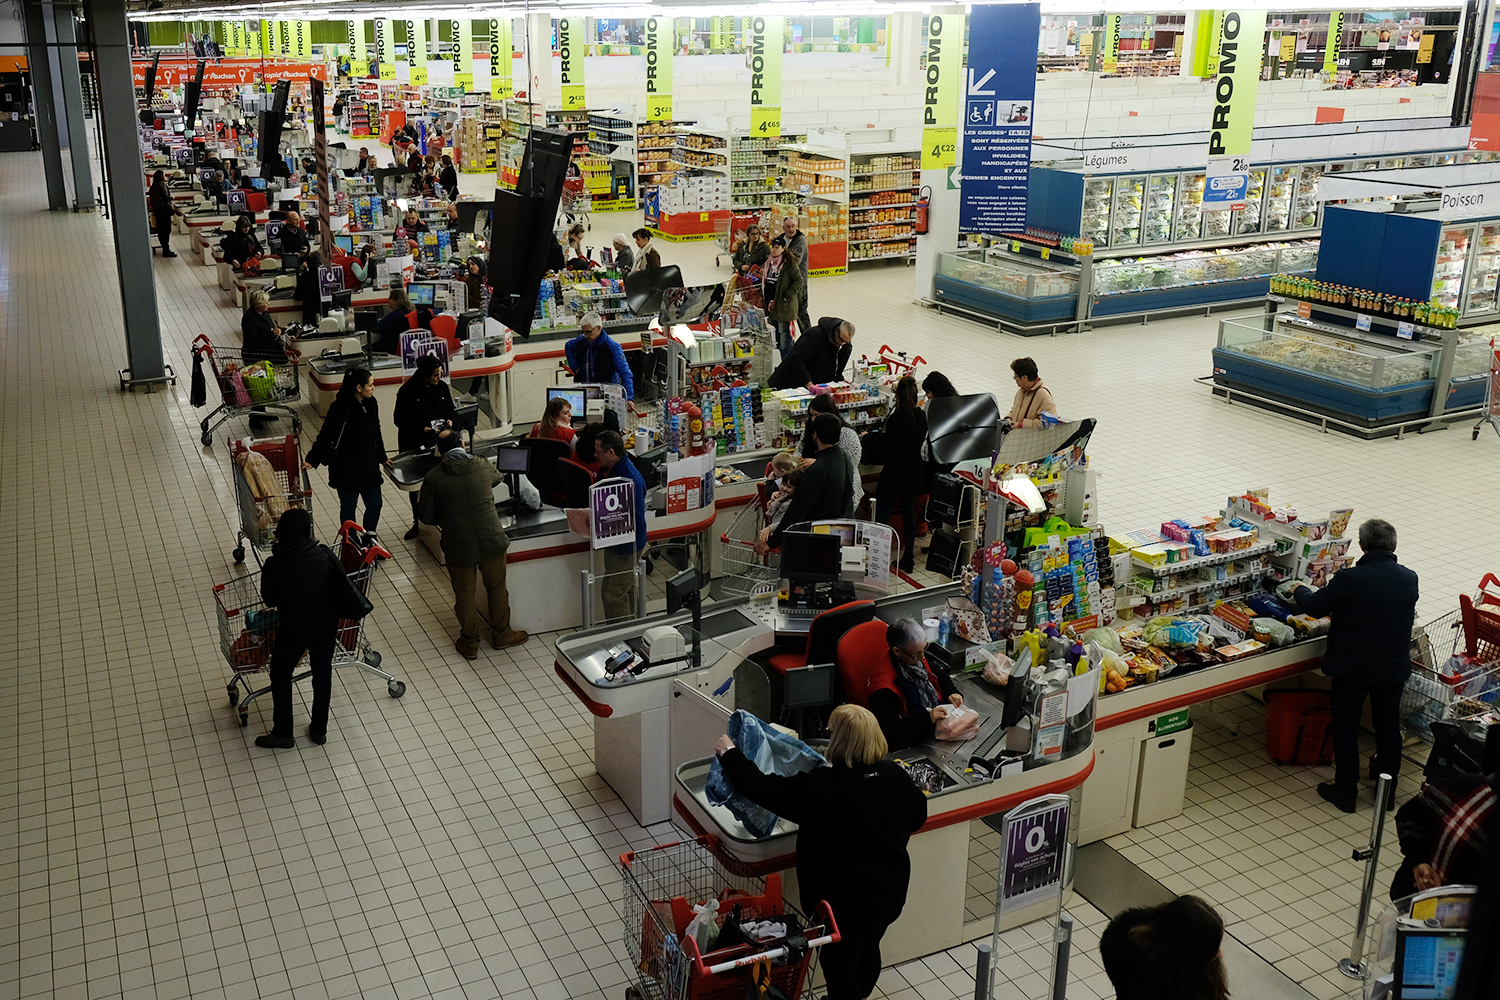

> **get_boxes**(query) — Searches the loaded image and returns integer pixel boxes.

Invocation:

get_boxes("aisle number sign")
[1102,15,1121,73]
[407,20,427,85]
[748,16,783,136]
[375,19,395,79]
[1203,10,1264,212]
[645,16,674,121]
[558,18,585,110]
[489,19,512,99]
[1324,11,1343,73]
[454,20,474,90]
[921,13,963,169]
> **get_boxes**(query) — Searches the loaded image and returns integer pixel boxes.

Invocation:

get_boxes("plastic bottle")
[937,609,952,646]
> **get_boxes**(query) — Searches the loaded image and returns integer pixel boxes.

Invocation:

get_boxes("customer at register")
[611,233,635,275]
[394,354,459,540]
[401,207,429,234]
[632,228,662,270]
[530,397,576,445]
[564,312,635,400]
[1007,357,1057,429]
[594,430,647,623]
[874,376,927,575]
[241,289,291,428]
[417,428,529,658]
[714,704,926,1000]
[304,367,393,535]
[768,317,855,392]
[760,412,853,552]
[860,619,963,751]
[293,251,323,326]
[374,285,436,355]
[566,422,605,478]
[1291,518,1419,814]
[148,170,176,258]
[1100,896,1230,1000]
[797,395,862,512]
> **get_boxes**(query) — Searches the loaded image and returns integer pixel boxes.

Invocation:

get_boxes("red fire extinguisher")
[915,186,931,235]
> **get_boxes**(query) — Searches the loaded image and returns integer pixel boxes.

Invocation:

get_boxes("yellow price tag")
[700,213,709,221]
[1041,248,1051,260]
[1010,240,1021,252]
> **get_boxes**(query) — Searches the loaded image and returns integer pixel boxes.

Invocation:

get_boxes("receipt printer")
[640,625,686,662]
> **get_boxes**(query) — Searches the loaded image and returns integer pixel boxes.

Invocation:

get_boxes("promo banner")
[558,18,585,110]
[958,3,1041,233]
[747,15,783,137]
[1190,10,1220,76]
[489,18,512,99]
[921,12,962,170]
[375,18,395,80]
[1324,11,1343,73]
[1203,10,1265,211]
[454,19,474,90]
[294,20,310,59]
[279,21,292,57]
[1102,15,1121,73]
[259,20,272,58]
[229,21,244,58]
[645,16,674,122]
[348,20,364,66]
[406,19,427,84]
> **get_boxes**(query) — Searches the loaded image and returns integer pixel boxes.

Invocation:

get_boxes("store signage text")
[559,18,584,109]
[645,17,673,121]
[924,17,944,124]
[748,16,783,136]
[1437,185,1500,219]
[921,13,962,169]
[1209,13,1244,156]
[749,18,768,101]
[958,4,1040,231]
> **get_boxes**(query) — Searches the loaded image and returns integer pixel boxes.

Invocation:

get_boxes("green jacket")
[767,263,805,325]
[416,452,510,566]
[733,239,769,272]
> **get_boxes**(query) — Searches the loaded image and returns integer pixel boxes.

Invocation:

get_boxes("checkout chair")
[765,601,877,723]
[834,619,894,709]
[557,461,593,509]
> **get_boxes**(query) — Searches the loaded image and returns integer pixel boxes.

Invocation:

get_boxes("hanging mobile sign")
[1102,15,1121,73]
[375,19,395,80]
[645,16,674,122]
[1203,10,1264,212]
[489,19,512,99]
[559,18,585,110]
[455,20,474,90]
[406,20,427,84]
[921,13,962,170]
[748,16,783,137]
[958,3,1041,233]
[1324,11,1344,73]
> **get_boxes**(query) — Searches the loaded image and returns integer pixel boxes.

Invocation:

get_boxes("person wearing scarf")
[864,619,963,750]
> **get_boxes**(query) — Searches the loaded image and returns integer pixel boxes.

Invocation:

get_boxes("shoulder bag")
[324,546,374,620]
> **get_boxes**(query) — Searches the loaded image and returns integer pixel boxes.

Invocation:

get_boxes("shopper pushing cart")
[214,516,405,742]
[191,333,302,446]
[226,432,312,566]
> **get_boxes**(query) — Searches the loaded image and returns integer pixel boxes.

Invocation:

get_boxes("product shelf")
[1126,565,1269,604]
[1130,541,1278,576]
[850,201,914,211]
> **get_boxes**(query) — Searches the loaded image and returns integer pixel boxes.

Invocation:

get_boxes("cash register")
[777,530,851,624]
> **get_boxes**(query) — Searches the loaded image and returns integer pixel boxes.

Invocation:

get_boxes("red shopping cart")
[192,333,302,446]
[227,433,312,565]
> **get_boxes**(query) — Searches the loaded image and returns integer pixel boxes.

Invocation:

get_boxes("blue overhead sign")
[959,3,1042,234]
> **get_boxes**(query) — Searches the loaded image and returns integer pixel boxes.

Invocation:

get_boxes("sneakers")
[1318,782,1357,814]
[404,522,420,540]
[307,728,327,746]
[162,250,178,258]
[492,628,529,650]
[456,638,480,660]
[255,733,296,749]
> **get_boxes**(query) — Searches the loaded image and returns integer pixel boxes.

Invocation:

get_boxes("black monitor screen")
[780,531,842,583]
[784,663,836,710]
[331,291,353,312]
[408,283,436,307]
[666,569,700,615]
[279,199,300,212]
[493,447,530,474]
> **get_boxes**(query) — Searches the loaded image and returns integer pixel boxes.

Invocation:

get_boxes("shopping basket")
[620,837,837,1000]
[229,433,312,565]
[718,495,780,600]
[192,333,302,446]
[1402,594,1500,742]
[561,176,591,228]
[212,520,406,728]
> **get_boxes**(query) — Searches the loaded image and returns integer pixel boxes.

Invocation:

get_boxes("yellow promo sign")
[375,19,395,80]
[1324,12,1343,73]
[489,19,512,99]
[558,18,585,110]
[348,20,364,65]
[295,20,310,59]
[747,16,783,137]
[1279,32,1295,63]
[644,16,673,122]
[406,20,427,85]
[455,20,474,90]
[921,13,962,169]
[1102,15,1121,73]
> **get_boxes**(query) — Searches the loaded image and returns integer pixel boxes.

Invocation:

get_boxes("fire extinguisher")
[915,186,931,235]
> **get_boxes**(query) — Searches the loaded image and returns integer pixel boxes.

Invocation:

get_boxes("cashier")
[857,619,963,751]
[374,285,437,355]
[401,208,429,234]
[278,211,311,258]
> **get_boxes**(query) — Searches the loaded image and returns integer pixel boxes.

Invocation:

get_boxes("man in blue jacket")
[564,311,635,400]
[596,430,647,621]
[1293,518,1419,814]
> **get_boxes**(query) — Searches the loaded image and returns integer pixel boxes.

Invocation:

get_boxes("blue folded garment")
[706,710,825,838]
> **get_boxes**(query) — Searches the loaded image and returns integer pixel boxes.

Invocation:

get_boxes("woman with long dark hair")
[254,508,339,749]
[304,367,392,534]
[1099,896,1230,1000]
[799,393,862,512]
[874,376,927,573]
[530,396,576,445]
[148,170,176,258]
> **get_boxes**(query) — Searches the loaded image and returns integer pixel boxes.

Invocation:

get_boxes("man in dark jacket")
[255,509,337,749]
[768,317,854,391]
[393,354,459,538]
[417,429,528,659]
[278,210,311,258]
[1293,518,1419,813]
[763,413,854,550]
[595,430,648,622]
[780,215,811,334]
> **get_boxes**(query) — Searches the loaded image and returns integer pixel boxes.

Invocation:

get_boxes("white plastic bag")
[980,648,1016,687]
[683,899,720,953]
[517,474,542,510]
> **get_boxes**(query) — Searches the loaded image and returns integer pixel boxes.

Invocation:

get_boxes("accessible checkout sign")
[958,3,1042,233]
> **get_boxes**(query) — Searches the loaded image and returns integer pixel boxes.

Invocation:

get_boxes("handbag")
[324,546,373,620]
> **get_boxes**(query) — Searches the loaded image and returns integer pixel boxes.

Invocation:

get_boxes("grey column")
[87,0,165,382]
[22,0,68,210]
[54,4,97,209]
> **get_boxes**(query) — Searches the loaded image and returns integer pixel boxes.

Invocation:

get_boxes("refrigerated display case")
[1090,241,1317,316]
[1111,176,1144,246]
[1176,172,1205,240]
[1264,166,1295,233]
[932,248,1081,328]
[1433,225,1472,311]
[1143,175,1176,244]
[1234,169,1267,236]
[1292,164,1323,229]
[1466,224,1500,316]
[1080,177,1112,246]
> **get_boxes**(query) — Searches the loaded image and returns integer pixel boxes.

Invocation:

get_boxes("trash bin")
[1133,722,1194,828]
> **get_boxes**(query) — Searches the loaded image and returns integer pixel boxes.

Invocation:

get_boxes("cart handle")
[192,333,214,355]
[703,933,837,975]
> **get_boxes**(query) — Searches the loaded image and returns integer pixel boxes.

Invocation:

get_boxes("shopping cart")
[228,433,312,565]
[1401,582,1500,742]
[192,333,302,446]
[872,344,928,378]
[718,494,780,599]
[1474,339,1500,441]
[213,520,406,728]
[621,837,837,1000]
[561,175,592,229]
[714,216,734,267]
[726,273,764,311]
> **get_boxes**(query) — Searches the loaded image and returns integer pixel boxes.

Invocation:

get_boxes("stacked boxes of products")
[698,385,765,455]
[658,175,730,213]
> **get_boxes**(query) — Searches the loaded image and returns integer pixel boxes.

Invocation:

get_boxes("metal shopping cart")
[714,216,734,267]
[192,333,302,446]
[1473,339,1499,442]
[227,433,312,565]
[621,837,837,1000]
[718,492,780,600]
[213,521,406,728]
[561,175,592,229]
[1401,578,1500,742]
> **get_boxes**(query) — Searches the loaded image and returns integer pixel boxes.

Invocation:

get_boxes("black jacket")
[306,395,387,490]
[222,230,262,267]
[294,266,320,324]
[279,223,310,257]
[260,538,337,632]
[720,748,926,925]
[148,182,171,226]
[769,445,853,547]
[875,406,927,495]
[439,165,458,195]
[374,306,435,355]
[241,308,287,363]
[868,653,958,750]
[768,317,851,390]
[393,375,459,451]
[1294,551,1419,682]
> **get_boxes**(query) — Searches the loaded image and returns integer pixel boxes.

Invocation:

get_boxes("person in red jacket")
[857,618,963,750]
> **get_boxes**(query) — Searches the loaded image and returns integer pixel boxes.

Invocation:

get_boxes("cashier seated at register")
[861,619,965,750]
[374,285,438,355]
[221,214,263,269]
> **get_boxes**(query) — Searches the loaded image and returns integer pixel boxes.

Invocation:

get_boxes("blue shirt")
[602,454,648,553]
[564,330,635,399]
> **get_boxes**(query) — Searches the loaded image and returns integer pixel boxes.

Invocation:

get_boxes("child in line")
[759,469,804,547]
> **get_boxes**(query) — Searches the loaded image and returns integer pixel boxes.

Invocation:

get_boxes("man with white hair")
[563,311,635,400]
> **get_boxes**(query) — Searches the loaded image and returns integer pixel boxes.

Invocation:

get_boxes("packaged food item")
[1215,639,1267,661]
[1213,600,1256,633]
[1328,508,1354,538]
[1287,614,1332,636]
[1251,618,1295,647]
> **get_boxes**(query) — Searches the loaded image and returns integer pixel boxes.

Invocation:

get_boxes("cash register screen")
[546,387,586,419]
[1394,929,1465,999]
[780,531,842,583]
[408,283,437,307]
[493,448,530,474]
[334,234,354,253]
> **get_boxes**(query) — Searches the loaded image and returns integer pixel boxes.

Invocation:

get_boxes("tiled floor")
[3,140,1494,1000]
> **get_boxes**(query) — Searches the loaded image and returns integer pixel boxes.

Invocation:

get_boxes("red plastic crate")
[1265,689,1334,765]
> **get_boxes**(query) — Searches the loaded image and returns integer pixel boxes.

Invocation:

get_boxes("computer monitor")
[546,387,587,418]
[334,234,354,254]
[279,255,298,274]
[250,177,268,191]
[780,531,842,583]
[331,290,352,312]
[407,283,436,307]
[493,447,530,474]
[783,663,837,711]
[666,568,700,615]
[1392,927,1466,999]
[199,169,216,186]
[458,309,486,342]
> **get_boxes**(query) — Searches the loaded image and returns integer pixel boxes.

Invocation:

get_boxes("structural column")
[86,0,166,384]
[22,0,68,210]
[53,4,97,209]
[888,12,923,90]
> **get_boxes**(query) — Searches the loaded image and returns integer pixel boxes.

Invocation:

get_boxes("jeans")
[774,321,794,357]
[337,485,383,533]
[1330,676,1406,792]
[448,552,511,645]
[819,908,895,1000]
[876,490,917,571]
[602,546,640,622]
[269,620,336,738]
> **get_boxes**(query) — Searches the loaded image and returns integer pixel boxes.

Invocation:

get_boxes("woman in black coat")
[254,508,338,749]
[715,704,926,1000]
[874,375,927,573]
[392,354,458,538]
[304,367,393,534]
[221,214,263,269]
[294,251,323,326]
[438,155,459,197]
[148,170,176,257]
